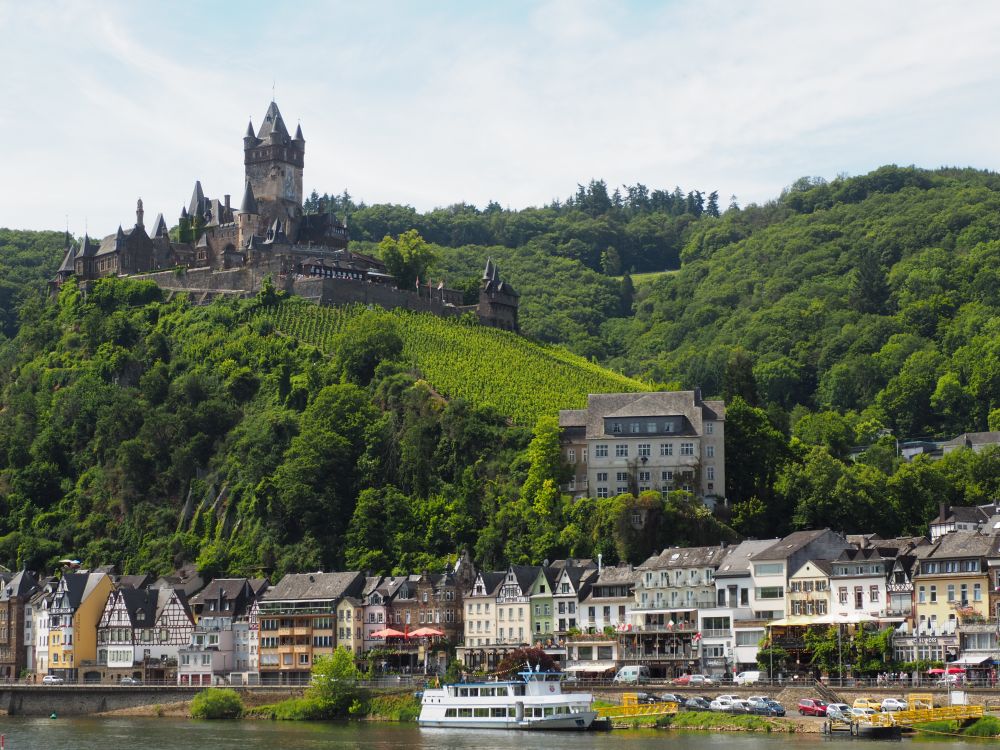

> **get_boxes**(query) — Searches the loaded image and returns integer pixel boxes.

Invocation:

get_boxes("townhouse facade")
[0,571,38,679]
[258,571,364,683]
[47,571,113,682]
[559,391,725,504]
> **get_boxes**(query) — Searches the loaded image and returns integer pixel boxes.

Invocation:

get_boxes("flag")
[693,632,702,643]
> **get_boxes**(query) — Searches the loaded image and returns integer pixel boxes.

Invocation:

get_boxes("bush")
[963,717,1000,737]
[251,696,334,721]
[190,688,243,719]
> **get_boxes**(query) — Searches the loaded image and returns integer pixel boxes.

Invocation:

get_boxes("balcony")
[958,619,999,633]
[700,629,731,639]
[633,598,718,612]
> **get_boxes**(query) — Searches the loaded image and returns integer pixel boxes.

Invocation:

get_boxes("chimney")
[597,553,602,573]
[694,386,703,404]
[938,502,947,521]
[224,194,231,212]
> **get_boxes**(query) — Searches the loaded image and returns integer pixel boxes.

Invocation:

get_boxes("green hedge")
[190,688,243,719]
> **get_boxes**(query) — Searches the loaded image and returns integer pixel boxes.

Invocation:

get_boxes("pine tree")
[706,191,720,218]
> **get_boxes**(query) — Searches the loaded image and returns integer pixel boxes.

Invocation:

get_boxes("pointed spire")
[239,181,258,214]
[135,197,144,229]
[180,206,189,220]
[151,213,168,238]
[482,257,495,280]
[188,180,204,218]
[294,123,304,141]
[245,119,255,138]
[257,101,289,141]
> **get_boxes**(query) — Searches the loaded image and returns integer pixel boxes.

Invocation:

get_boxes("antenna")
[272,80,276,102]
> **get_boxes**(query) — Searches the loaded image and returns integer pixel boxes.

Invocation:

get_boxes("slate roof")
[508,565,541,592]
[472,571,506,596]
[915,531,994,560]
[150,213,169,238]
[751,530,830,562]
[638,545,731,571]
[592,564,635,585]
[563,391,725,440]
[58,244,77,273]
[791,559,833,577]
[116,574,153,590]
[239,181,258,214]
[262,571,364,602]
[942,432,1000,449]
[256,101,290,142]
[715,539,776,577]
[934,505,996,525]
[0,570,38,601]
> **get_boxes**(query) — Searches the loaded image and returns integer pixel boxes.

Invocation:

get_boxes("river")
[0,718,988,750]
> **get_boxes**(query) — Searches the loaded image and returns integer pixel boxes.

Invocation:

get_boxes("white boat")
[418,668,598,730]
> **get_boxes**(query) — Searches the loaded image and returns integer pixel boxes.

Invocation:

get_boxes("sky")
[3,0,1000,234]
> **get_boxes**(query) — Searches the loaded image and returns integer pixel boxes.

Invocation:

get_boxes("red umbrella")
[370,627,406,638]
[926,668,945,674]
[947,667,966,674]
[409,627,445,637]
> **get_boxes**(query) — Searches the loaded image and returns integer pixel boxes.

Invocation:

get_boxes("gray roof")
[915,531,994,560]
[239,181,258,214]
[58,244,77,273]
[592,564,635,585]
[563,391,725,440]
[942,432,1000,448]
[256,101,290,142]
[751,530,830,562]
[934,505,996,525]
[508,565,541,592]
[0,570,38,601]
[638,545,731,571]
[263,571,364,602]
[715,539,776,577]
[116,574,153,590]
[151,213,169,238]
[189,180,205,218]
[791,558,833,576]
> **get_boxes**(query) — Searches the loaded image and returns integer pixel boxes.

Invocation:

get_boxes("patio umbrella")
[370,627,406,638]
[926,668,945,674]
[946,667,966,674]
[409,627,445,637]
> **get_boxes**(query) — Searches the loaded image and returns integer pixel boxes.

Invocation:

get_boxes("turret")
[135,197,144,229]
[293,123,304,145]
[243,119,258,150]
[239,181,258,215]
[188,181,205,218]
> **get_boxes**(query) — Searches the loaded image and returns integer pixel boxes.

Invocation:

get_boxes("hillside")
[256,298,650,425]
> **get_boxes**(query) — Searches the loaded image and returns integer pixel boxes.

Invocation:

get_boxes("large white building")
[559,390,725,504]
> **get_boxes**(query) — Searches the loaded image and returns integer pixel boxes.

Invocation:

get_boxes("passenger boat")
[418,667,597,730]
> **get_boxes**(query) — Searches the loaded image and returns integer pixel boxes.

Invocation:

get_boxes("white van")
[613,665,650,684]
[734,670,761,685]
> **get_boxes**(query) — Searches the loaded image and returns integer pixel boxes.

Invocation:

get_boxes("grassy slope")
[257,298,651,424]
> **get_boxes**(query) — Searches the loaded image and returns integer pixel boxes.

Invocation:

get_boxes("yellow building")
[48,571,113,681]
[335,596,365,658]
[912,532,992,636]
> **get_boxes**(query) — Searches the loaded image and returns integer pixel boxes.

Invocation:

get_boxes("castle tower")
[237,180,260,250]
[477,257,520,332]
[243,101,304,240]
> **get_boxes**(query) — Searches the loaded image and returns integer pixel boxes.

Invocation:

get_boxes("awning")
[637,608,696,614]
[564,662,616,673]
[767,616,815,627]
[951,655,991,666]
[814,613,878,625]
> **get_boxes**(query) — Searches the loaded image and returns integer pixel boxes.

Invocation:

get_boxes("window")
[616,471,628,482]
[638,471,650,482]
[680,443,694,456]
[918,586,925,604]
[630,422,640,433]
[616,486,628,495]
[638,443,650,457]
[706,422,714,434]
[930,585,937,603]
[596,472,608,482]
[706,445,715,458]
[646,422,656,432]
[755,586,783,599]
[567,449,576,463]
[706,467,714,480]
[595,444,608,458]
[611,422,622,434]
[660,443,673,456]
[631,513,642,526]
[615,444,628,458]
[947,584,955,603]
[973,583,982,602]
[870,586,879,602]
[597,487,608,498]
[582,448,588,463]
[661,470,673,482]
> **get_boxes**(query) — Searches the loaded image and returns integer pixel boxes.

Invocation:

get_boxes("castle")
[52,101,519,332]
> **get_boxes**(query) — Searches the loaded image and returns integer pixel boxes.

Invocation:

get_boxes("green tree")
[309,647,363,715]
[378,229,437,290]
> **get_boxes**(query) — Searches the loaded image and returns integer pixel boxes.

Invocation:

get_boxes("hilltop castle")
[53,101,519,332]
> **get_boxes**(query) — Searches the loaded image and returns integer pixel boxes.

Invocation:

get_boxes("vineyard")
[255,299,651,424]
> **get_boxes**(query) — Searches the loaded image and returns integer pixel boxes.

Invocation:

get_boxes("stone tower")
[243,101,304,239]
[478,258,520,332]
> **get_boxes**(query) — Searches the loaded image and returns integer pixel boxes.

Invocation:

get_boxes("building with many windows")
[559,390,725,504]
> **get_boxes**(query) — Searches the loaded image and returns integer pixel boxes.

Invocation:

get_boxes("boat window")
[544,707,554,716]
[458,708,472,717]
[474,708,489,717]
[491,707,507,717]
[556,706,568,714]
[469,688,479,696]
[445,709,456,717]
[459,688,469,697]
[513,685,525,695]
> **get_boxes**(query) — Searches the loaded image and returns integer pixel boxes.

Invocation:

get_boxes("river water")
[0,718,984,749]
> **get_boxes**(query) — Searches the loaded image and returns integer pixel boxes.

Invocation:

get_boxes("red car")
[798,699,827,716]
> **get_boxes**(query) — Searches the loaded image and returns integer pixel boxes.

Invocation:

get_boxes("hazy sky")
[3,1,1000,234]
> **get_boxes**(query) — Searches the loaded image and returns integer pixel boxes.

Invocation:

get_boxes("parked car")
[852,697,882,711]
[850,707,877,720]
[797,698,827,716]
[880,698,908,712]
[749,699,785,716]
[734,670,761,685]
[826,703,851,721]
[747,694,770,704]
[634,692,664,704]
[659,693,686,704]
[936,674,964,686]
[672,673,714,686]
[41,674,64,685]
[709,698,734,712]
[729,700,753,714]
[715,694,741,702]
[684,697,712,712]
[613,665,650,684]
[119,677,142,686]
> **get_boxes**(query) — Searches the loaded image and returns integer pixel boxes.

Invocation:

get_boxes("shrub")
[190,688,243,720]
[964,717,1000,737]
[256,696,334,721]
